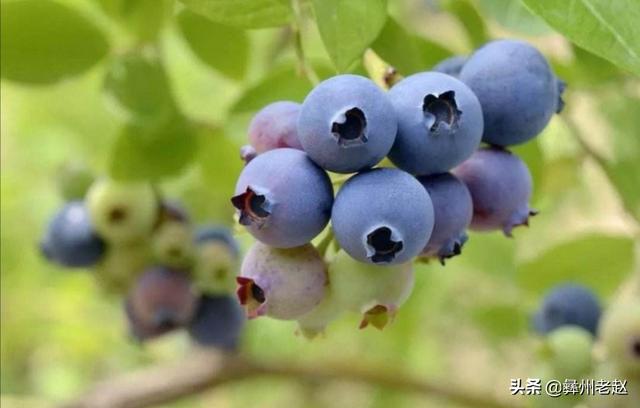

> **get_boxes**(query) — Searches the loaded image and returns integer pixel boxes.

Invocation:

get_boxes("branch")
[62,350,523,408]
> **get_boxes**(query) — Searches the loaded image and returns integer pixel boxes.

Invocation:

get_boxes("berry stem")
[290,0,320,86]
[362,49,404,90]
[63,349,523,408]
[564,114,640,230]
[316,227,335,258]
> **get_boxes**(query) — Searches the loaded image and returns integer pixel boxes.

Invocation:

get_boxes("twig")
[62,350,523,408]
[290,0,320,85]
[564,115,640,229]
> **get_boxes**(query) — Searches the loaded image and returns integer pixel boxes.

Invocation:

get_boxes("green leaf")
[442,0,488,48]
[178,0,291,29]
[312,0,388,72]
[521,0,640,75]
[109,116,198,181]
[516,235,634,296]
[479,0,551,35]
[95,0,173,41]
[103,52,177,125]
[177,9,249,80]
[371,17,452,74]
[1,0,109,84]
[599,94,640,221]
[230,64,332,113]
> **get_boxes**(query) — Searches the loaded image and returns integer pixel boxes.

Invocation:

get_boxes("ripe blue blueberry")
[297,75,397,173]
[237,242,327,320]
[332,168,434,265]
[387,72,483,175]
[417,173,472,263]
[453,147,536,236]
[432,55,467,77]
[126,266,198,338]
[532,283,602,336]
[193,225,240,294]
[231,148,333,248]
[459,39,565,146]
[40,201,106,267]
[248,101,303,154]
[188,294,245,351]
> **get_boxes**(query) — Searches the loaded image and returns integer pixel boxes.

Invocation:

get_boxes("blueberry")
[545,326,594,379]
[417,173,472,263]
[40,201,106,267]
[87,179,158,244]
[453,147,536,236]
[600,301,640,376]
[459,39,565,146]
[297,75,397,173]
[432,55,467,77]
[296,286,344,339]
[94,241,151,294]
[248,101,303,154]
[387,72,483,175]
[231,148,333,248]
[126,266,198,338]
[194,225,240,256]
[188,294,245,351]
[331,168,434,265]
[193,225,240,295]
[151,221,194,269]
[237,242,327,320]
[532,283,601,336]
[329,250,414,330]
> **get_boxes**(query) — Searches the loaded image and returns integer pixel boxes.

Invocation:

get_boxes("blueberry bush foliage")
[1,0,639,407]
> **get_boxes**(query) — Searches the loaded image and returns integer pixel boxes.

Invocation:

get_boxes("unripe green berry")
[87,179,158,244]
[329,250,414,330]
[94,241,151,295]
[600,301,640,377]
[543,326,594,379]
[151,221,195,269]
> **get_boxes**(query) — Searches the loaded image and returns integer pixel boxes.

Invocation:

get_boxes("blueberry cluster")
[40,167,244,350]
[232,39,565,334]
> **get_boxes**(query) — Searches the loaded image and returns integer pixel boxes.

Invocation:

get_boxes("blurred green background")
[1,0,639,407]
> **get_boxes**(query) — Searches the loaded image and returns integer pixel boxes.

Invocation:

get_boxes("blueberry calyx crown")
[153,308,180,331]
[359,304,394,330]
[423,90,462,132]
[366,226,404,264]
[108,206,128,223]
[231,187,271,228]
[236,277,266,319]
[331,107,368,147]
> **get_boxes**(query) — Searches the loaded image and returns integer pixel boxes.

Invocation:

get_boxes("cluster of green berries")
[40,163,244,349]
